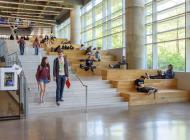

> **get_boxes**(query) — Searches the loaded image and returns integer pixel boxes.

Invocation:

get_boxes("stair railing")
[69,65,88,113]
[6,50,30,118]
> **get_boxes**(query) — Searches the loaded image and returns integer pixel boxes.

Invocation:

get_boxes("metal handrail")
[6,51,29,117]
[69,64,88,113]
[7,51,18,57]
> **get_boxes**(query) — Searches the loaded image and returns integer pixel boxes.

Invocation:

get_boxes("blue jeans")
[56,75,66,102]
[38,79,49,84]
[35,47,39,55]
[20,46,24,55]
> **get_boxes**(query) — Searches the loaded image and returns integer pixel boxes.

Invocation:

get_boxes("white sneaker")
[147,89,154,95]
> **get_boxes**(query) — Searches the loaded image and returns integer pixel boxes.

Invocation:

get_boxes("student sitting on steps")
[164,64,175,79]
[109,56,127,69]
[135,76,158,95]
[145,70,164,79]
[80,55,96,72]
[145,64,175,79]
[95,51,101,61]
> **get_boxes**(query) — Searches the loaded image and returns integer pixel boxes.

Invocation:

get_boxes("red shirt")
[36,65,50,81]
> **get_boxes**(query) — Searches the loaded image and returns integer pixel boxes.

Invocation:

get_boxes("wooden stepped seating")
[43,46,120,76]
[48,50,86,56]
[101,69,190,106]
[67,53,116,76]
[67,55,115,60]
[111,79,177,92]
[70,60,118,65]
[68,57,116,65]
[73,67,103,76]
[120,90,189,105]
[47,49,117,76]
[71,61,117,69]
[102,69,158,80]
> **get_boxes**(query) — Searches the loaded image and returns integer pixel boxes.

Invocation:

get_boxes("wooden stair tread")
[122,89,188,94]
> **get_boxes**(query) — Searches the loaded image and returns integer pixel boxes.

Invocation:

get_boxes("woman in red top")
[36,57,50,103]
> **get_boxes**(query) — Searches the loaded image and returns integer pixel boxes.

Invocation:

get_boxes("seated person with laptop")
[80,55,96,72]
[135,76,158,95]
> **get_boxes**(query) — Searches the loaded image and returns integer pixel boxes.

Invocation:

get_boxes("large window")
[145,0,186,71]
[55,18,70,39]
[81,0,125,50]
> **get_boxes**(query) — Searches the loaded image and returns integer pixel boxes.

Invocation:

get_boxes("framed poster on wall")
[0,68,18,91]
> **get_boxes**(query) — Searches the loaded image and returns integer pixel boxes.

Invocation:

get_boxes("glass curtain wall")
[55,18,70,39]
[145,0,186,71]
[81,0,125,50]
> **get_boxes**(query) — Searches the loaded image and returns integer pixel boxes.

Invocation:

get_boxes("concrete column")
[70,6,81,44]
[126,0,145,69]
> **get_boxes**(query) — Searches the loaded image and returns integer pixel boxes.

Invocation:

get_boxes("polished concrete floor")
[0,103,190,140]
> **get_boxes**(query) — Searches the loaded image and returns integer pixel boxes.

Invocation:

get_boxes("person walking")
[36,57,51,103]
[33,37,41,55]
[53,49,69,106]
[18,36,25,55]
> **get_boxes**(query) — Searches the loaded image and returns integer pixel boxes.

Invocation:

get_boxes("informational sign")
[0,68,18,91]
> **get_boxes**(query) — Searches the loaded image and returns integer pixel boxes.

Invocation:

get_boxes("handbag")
[66,78,71,88]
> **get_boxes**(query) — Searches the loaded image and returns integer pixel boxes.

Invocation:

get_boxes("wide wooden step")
[111,79,177,92]
[70,60,118,65]
[102,69,158,80]
[120,89,190,106]
[74,68,102,76]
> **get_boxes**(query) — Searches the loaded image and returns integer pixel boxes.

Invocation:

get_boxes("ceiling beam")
[1,21,35,26]
[1,11,59,16]
[29,0,64,3]
[0,0,73,9]
[0,21,52,27]
[30,25,52,28]
[0,5,60,14]
[0,15,55,22]
[0,15,55,25]
[39,0,51,17]
[28,0,80,6]
[0,24,51,28]
[0,24,28,28]
[11,14,44,18]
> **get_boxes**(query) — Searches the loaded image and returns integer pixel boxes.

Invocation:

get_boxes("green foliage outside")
[147,46,185,71]
[158,47,185,71]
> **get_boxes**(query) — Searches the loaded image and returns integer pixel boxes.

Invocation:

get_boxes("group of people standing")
[36,49,69,106]
[17,37,41,55]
